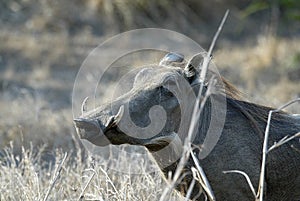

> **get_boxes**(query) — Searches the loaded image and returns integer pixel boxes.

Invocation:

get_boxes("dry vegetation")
[0,0,299,200]
[0,143,184,200]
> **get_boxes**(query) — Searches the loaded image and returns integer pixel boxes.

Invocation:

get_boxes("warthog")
[74,52,300,201]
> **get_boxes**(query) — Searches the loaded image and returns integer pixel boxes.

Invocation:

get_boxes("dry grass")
[0,1,299,200]
[215,36,300,113]
[0,143,185,201]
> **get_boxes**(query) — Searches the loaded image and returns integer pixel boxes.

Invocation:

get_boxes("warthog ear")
[184,53,205,82]
[159,52,184,66]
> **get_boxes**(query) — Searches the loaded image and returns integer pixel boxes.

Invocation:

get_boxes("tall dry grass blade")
[223,170,256,198]
[291,144,300,153]
[198,9,229,99]
[159,146,190,200]
[191,151,215,201]
[77,169,96,201]
[99,166,120,199]
[160,10,229,201]
[184,178,196,201]
[257,98,300,201]
[268,132,300,153]
[43,152,68,201]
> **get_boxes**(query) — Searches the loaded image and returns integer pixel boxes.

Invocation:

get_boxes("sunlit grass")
[0,142,184,200]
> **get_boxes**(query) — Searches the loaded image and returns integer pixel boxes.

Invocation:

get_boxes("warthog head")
[74,52,213,153]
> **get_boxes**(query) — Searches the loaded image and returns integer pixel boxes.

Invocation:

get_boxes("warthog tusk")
[105,116,114,129]
[105,105,124,130]
[81,97,89,115]
[114,105,124,124]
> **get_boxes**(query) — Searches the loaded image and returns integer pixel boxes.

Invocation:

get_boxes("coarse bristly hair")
[198,74,288,139]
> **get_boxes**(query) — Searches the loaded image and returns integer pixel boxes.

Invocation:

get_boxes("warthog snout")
[75,115,118,146]
[74,105,127,146]
[74,117,111,146]
[74,118,102,139]
[75,104,124,134]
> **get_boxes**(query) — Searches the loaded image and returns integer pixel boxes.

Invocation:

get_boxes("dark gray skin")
[74,53,300,201]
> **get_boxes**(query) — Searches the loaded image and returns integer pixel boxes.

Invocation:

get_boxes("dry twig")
[268,132,300,152]
[191,150,215,201]
[159,9,229,201]
[257,98,300,201]
[77,169,97,201]
[43,152,68,201]
[223,170,256,198]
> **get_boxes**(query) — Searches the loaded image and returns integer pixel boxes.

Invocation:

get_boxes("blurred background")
[0,0,300,152]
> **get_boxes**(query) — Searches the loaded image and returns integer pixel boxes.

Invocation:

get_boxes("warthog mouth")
[73,105,125,146]
[73,116,181,151]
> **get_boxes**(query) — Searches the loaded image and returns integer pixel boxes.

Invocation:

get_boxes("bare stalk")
[256,98,300,201]
[223,170,256,198]
[198,9,229,99]
[99,166,120,199]
[77,169,96,201]
[159,146,190,200]
[191,151,215,201]
[43,152,68,201]
[291,144,300,153]
[184,178,196,201]
[268,132,300,153]
[160,10,229,201]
